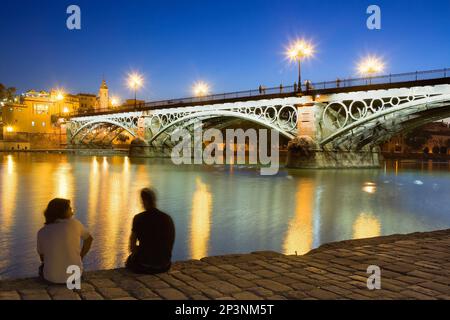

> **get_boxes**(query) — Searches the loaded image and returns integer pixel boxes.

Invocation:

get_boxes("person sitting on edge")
[126,188,175,274]
[37,198,93,284]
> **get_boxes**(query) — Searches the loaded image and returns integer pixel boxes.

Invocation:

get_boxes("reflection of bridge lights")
[102,157,108,170]
[357,56,385,76]
[192,81,210,97]
[362,182,377,194]
[353,213,381,239]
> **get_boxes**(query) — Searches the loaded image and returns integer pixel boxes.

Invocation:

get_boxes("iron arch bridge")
[66,82,450,151]
[67,98,300,147]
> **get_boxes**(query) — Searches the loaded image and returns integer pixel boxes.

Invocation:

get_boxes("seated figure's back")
[132,207,175,268]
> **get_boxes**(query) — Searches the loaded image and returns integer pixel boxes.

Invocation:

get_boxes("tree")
[0,83,5,99]
[0,84,16,101]
[6,87,16,100]
[404,129,432,151]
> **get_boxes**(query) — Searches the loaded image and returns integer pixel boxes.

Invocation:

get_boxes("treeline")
[0,83,17,101]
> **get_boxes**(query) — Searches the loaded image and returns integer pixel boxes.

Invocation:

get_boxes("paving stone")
[307,288,340,299]
[128,287,159,299]
[80,291,104,300]
[232,291,264,300]
[200,288,224,299]
[155,288,188,300]
[97,287,131,299]
[0,291,20,300]
[138,278,171,290]
[247,287,274,298]
[226,277,255,289]
[205,280,241,294]
[253,269,279,278]
[253,279,292,293]
[418,281,450,293]
[89,278,117,288]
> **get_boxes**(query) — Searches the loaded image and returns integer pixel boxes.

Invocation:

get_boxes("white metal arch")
[147,110,296,144]
[320,93,450,147]
[70,119,137,143]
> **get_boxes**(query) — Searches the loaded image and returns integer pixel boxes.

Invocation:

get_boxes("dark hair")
[141,188,156,210]
[44,198,71,225]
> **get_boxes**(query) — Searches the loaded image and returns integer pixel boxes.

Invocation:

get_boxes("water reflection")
[362,182,377,194]
[53,160,74,200]
[190,177,213,259]
[1,155,17,233]
[353,213,381,239]
[283,179,315,255]
[1,154,449,280]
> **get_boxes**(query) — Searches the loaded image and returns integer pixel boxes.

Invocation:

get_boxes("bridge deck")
[65,69,450,119]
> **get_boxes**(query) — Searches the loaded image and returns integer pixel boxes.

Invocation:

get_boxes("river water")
[1,153,449,280]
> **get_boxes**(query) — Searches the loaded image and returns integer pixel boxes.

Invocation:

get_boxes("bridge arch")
[70,119,137,144]
[320,93,450,150]
[147,109,296,145]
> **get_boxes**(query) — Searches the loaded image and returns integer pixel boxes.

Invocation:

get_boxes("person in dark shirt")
[126,188,175,274]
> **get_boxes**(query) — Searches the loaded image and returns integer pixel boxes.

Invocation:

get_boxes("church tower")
[98,79,109,109]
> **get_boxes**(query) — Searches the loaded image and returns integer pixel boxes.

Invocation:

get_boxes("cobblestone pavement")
[1,229,449,300]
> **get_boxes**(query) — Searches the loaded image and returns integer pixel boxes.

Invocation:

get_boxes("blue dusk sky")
[0,0,449,101]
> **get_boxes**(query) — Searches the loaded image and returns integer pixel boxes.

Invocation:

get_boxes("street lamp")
[127,73,144,108]
[6,126,13,133]
[357,56,385,83]
[192,81,210,97]
[111,96,120,108]
[286,39,315,92]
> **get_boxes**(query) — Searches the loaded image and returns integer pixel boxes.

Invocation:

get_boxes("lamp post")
[286,39,315,93]
[127,73,144,109]
[192,81,210,97]
[357,56,385,84]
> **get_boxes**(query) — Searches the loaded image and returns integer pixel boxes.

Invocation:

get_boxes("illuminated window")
[31,121,35,127]
[42,122,46,127]
[34,104,49,115]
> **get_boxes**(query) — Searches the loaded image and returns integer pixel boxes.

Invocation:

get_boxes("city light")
[55,90,65,101]
[111,96,120,107]
[192,81,210,97]
[285,39,315,92]
[357,55,385,76]
[63,107,69,113]
[286,39,315,62]
[127,73,144,91]
[6,126,13,133]
[127,72,144,108]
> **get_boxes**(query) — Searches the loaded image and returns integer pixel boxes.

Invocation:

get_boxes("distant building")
[78,93,97,112]
[2,89,79,136]
[98,79,109,109]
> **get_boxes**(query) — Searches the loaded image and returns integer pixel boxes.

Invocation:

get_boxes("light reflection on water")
[1,153,450,280]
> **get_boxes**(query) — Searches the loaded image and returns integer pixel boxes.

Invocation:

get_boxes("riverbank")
[1,229,449,300]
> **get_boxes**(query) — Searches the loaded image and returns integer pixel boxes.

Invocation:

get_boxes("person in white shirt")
[37,198,93,284]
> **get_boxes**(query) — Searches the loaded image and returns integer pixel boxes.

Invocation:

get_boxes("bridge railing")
[64,68,449,118]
